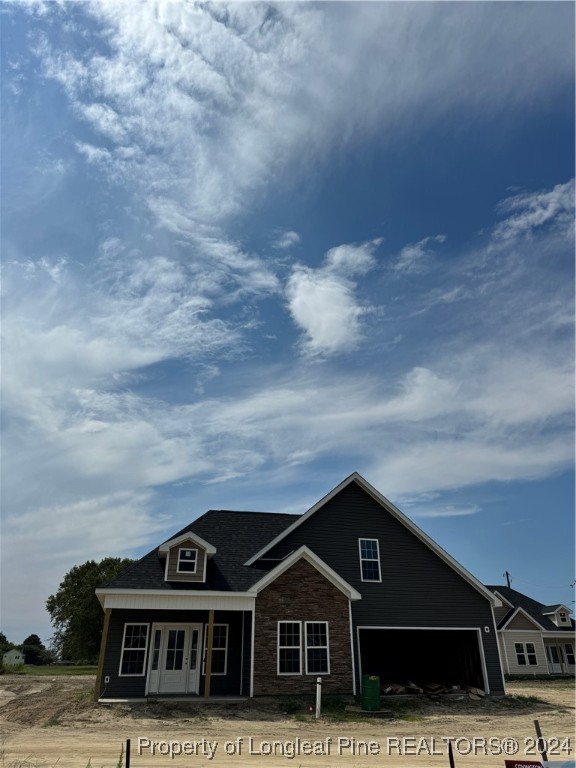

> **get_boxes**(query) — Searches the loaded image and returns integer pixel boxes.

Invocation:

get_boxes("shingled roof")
[487,585,575,631]
[101,509,299,592]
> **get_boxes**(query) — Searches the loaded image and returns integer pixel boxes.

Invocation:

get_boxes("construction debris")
[378,681,485,700]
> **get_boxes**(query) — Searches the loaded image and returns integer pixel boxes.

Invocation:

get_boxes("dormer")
[158,531,216,583]
[542,604,573,627]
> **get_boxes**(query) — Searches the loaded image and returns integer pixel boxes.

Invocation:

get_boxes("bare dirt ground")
[1,675,574,768]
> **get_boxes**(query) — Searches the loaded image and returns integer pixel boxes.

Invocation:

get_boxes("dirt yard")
[1,675,574,768]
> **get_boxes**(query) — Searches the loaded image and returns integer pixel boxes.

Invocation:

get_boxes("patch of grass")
[499,693,550,708]
[42,717,61,727]
[75,687,96,704]
[19,665,97,676]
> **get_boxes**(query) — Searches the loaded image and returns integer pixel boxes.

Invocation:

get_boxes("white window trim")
[277,620,302,676]
[202,623,228,676]
[177,547,198,574]
[358,538,382,583]
[304,621,330,675]
[514,641,537,666]
[119,623,149,677]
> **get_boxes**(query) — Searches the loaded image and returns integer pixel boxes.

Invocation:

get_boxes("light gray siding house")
[488,587,575,676]
[3,649,24,667]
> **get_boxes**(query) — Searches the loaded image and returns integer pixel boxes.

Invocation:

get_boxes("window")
[151,628,162,671]
[515,642,537,666]
[525,642,537,665]
[165,629,186,670]
[305,622,329,674]
[565,644,575,665]
[177,548,197,573]
[359,538,381,582]
[278,621,301,674]
[559,611,568,623]
[119,624,149,676]
[203,624,228,675]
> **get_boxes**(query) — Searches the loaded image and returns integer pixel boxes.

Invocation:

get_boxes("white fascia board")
[158,531,216,555]
[500,606,546,631]
[543,631,576,639]
[245,472,500,607]
[542,604,572,615]
[96,588,255,612]
[249,545,362,601]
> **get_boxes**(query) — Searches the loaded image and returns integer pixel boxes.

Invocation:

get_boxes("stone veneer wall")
[253,558,353,696]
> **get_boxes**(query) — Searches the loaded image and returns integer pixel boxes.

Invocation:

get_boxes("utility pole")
[504,571,511,588]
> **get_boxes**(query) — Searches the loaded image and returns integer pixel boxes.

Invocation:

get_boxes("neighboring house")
[95,473,506,700]
[487,586,575,676]
[3,648,24,667]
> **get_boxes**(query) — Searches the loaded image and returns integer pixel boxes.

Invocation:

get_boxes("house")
[3,648,24,667]
[487,585,575,676]
[95,473,506,700]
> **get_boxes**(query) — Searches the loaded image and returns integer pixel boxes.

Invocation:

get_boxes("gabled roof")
[158,531,216,555]
[486,585,575,632]
[245,472,500,606]
[249,546,362,601]
[499,606,546,631]
[542,604,572,615]
[102,510,298,592]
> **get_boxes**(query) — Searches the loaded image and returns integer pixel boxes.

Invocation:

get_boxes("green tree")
[0,632,15,656]
[21,634,49,665]
[46,558,134,662]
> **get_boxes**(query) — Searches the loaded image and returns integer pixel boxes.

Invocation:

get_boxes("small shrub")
[321,695,347,713]
[280,696,301,714]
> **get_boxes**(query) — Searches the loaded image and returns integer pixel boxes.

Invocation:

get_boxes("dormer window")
[559,612,567,623]
[359,538,381,582]
[177,548,197,574]
[159,531,216,583]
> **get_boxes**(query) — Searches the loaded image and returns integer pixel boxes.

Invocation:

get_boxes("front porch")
[543,637,575,675]
[95,606,254,701]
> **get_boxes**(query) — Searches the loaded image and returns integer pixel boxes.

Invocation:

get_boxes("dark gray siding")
[100,609,248,699]
[266,481,504,693]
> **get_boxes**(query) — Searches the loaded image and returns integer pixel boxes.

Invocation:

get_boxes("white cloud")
[2,3,574,641]
[31,3,574,239]
[286,240,379,355]
[409,505,481,519]
[370,435,572,499]
[273,230,300,250]
[493,179,574,242]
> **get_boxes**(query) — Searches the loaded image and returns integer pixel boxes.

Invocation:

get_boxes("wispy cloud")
[493,180,574,242]
[394,235,446,275]
[273,230,300,250]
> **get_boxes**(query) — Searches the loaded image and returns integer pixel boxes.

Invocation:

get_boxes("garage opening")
[359,628,485,692]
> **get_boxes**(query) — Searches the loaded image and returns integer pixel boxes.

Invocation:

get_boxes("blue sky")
[1,2,574,646]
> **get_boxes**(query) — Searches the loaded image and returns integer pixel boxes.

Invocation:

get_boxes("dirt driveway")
[1,675,574,768]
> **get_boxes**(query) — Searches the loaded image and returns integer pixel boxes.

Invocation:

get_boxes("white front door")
[147,624,203,694]
[545,644,563,674]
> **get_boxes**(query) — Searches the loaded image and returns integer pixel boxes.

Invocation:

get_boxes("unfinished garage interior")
[358,627,487,691]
